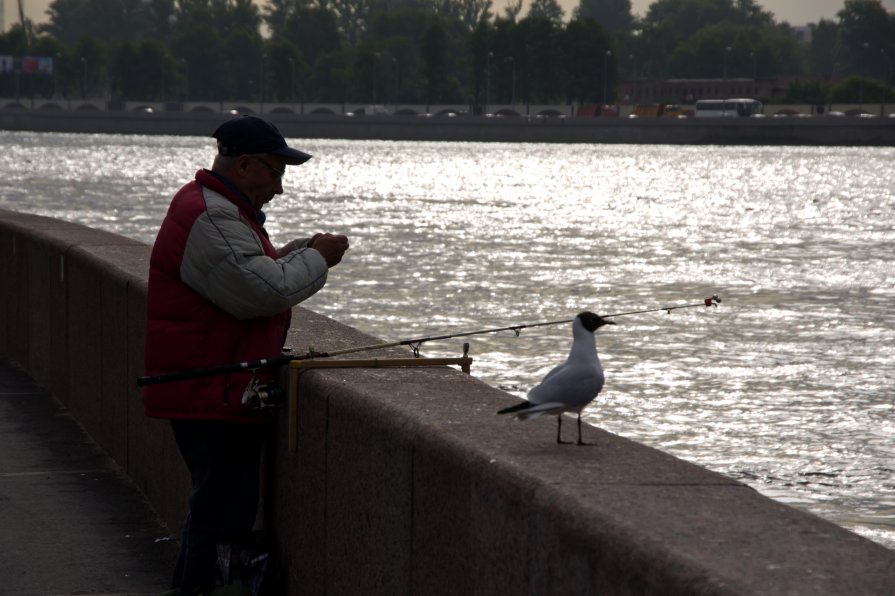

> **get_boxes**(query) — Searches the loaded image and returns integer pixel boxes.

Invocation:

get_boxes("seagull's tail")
[514,402,567,420]
[497,401,532,416]
[497,401,567,420]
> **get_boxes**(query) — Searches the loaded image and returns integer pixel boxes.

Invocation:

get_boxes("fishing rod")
[136,295,721,387]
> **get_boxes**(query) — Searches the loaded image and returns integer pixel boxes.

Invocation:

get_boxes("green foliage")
[41,0,173,46]
[0,23,32,55]
[309,49,354,102]
[830,75,895,103]
[111,40,173,101]
[265,41,306,103]
[574,0,632,34]
[169,23,227,102]
[781,79,829,105]
[421,21,449,104]
[808,19,838,79]
[4,0,892,107]
[836,0,895,81]
[262,0,294,39]
[514,17,565,104]
[638,0,792,78]
[528,0,564,24]
[561,18,615,103]
[283,7,343,72]
[453,0,494,30]
[643,0,772,41]
[665,20,803,79]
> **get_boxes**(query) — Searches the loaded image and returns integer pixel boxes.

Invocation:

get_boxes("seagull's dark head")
[577,311,616,332]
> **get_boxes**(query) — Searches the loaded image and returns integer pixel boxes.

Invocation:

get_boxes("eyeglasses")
[249,155,286,181]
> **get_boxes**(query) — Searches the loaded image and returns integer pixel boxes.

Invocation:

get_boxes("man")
[142,115,348,595]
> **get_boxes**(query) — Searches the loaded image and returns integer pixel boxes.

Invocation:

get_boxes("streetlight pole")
[603,50,611,105]
[750,51,756,95]
[881,48,893,116]
[260,53,265,114]
[506,56,515,108]
[288,57,295,113]
[80,57,87,100]
[723,46,731,86]
[485,51,493,115]
[14,58,20,104]
[860,42,869,110]
[181,58,188,104]
[392,57,399,112]
[882,48,894,82]
[373,52,380,105]
[53,52,61,99]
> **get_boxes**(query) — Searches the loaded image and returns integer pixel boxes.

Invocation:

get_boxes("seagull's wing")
[538,361,567,384]
[527,362,604,408]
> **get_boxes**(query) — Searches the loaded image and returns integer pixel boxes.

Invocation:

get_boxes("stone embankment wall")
[1,208,894,595]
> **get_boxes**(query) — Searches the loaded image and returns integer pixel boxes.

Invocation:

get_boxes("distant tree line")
[0,0,892,107]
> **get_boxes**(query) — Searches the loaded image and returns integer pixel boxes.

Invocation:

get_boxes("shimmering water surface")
[2,131,893,549]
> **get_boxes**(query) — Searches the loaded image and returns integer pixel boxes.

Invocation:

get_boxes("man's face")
[241,154,287,210]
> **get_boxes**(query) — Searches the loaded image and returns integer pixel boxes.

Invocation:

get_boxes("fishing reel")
[241,374,285,411]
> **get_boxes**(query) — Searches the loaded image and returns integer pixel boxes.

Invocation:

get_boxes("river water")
[2,131,894,550]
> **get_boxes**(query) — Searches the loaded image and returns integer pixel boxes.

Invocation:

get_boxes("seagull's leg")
[557,415,572,444]
[576,413,592,446]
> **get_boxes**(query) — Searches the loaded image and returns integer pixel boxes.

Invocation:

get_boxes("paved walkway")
[0,355,178,595]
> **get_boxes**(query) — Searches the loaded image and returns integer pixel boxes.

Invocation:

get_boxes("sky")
[4,0,895,31]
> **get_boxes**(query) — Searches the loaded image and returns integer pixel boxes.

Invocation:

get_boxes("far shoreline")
[2,105,894,146]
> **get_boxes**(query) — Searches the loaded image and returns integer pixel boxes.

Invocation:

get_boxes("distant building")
[618,75,843,105]
[791,26,813,45]
[619,78,769,105]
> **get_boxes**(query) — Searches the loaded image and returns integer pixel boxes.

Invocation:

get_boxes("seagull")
[497,311,615,445]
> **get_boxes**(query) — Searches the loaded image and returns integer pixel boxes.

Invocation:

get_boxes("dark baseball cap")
[212,115,312,165]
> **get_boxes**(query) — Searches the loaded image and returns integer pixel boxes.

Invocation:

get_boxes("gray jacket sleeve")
[277,238,312,258]
[180,188,329,320]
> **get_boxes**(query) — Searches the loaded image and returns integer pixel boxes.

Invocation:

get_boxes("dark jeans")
[170,419,268,595]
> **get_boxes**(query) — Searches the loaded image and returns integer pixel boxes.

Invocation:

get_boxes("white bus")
[694,98,763,118]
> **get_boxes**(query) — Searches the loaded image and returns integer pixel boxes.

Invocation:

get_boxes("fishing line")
[136,295,720,386]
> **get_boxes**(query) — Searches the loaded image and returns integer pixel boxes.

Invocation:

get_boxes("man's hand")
[308,233,349,267]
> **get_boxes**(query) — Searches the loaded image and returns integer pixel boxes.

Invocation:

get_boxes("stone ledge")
[2,208,894,595]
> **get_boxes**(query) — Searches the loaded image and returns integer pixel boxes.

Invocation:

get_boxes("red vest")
[142,170,290,422]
